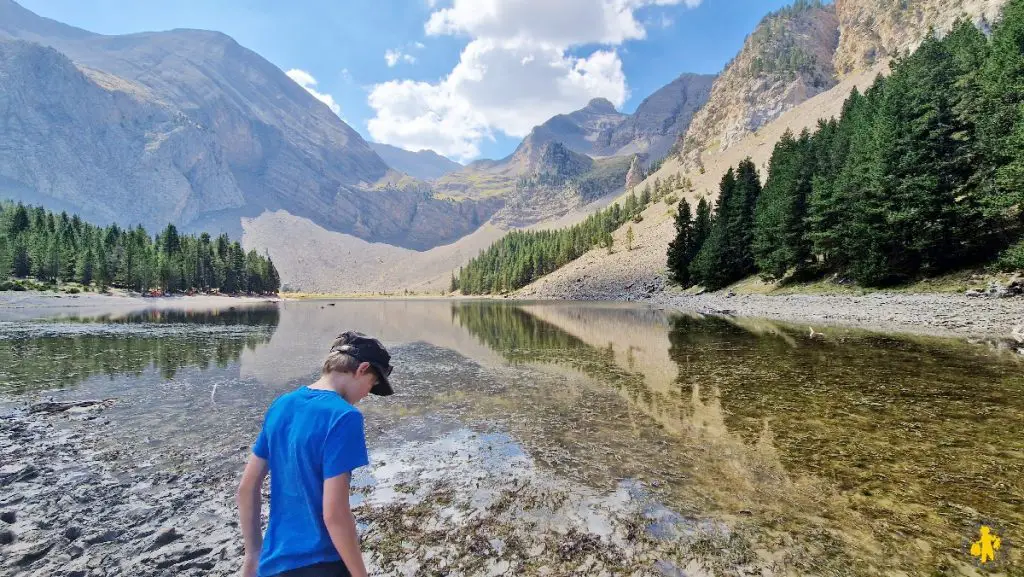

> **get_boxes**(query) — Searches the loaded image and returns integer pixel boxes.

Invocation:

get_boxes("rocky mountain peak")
[584,97,618,113]
[593,72,715,160]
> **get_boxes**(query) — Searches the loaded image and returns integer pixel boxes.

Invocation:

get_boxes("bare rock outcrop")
[833,0,1007,76]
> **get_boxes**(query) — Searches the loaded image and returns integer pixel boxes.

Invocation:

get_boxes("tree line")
[453,172,692,295]
[0,202,280,294]
[669,8,1024,290]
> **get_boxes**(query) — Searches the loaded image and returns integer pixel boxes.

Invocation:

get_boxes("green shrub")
[998,239,1024,271]
[663,194,679,205]
[64,287,81,294]
[0,280,28,291]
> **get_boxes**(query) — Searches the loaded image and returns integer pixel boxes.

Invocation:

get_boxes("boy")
[237,331,394,577]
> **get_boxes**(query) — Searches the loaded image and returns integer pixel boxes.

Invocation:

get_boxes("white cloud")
[385,49,417,67]
[367,0,700,160]
[413,41,426,50]
[286,68,343,118]
[425,0,701,45]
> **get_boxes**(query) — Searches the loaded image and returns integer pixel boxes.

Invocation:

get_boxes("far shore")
[0,289,280,321]
[4,286,1023,346]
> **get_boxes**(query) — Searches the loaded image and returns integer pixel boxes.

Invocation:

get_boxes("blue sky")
[20,0,796,162]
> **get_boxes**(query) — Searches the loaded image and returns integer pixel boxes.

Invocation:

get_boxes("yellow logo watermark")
[970,525,1002,565]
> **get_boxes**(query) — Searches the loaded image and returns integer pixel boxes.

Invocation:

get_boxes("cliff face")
[678,1,840,170]
[0,40,246,229]
[833,0,1008,75]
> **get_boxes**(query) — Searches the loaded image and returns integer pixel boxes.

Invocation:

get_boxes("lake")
[1,299,1021,575]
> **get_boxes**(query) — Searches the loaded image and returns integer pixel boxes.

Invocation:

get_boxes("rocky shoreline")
[0,398,762,577]
[652,291,1024,345]
[519,273,1024,343]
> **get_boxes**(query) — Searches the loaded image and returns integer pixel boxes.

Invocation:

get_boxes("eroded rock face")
[833,0,1007,76]
[678,2,840,171]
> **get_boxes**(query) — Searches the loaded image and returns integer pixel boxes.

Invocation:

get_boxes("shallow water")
[1,299,1021,575]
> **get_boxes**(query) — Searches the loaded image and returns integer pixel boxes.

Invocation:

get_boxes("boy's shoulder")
[269,386,362,419]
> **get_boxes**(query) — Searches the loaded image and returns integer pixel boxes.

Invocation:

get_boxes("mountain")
[678,1,840,171]
[524,98,628,156]
[0,0,499,250]
[593,73,716,160]
[368,143,462,180]
[510,77,716,163]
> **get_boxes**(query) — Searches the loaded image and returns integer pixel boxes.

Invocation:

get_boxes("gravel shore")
[652,291,1024,344]
[519,269,1024,343]
[0,400,752,577]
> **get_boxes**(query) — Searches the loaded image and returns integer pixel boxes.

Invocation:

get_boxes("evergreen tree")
[666,198,693,286]
[980,0,1024,227]
[75,247,94,285]
[626,226,635,251]
[690,197,713,265]
[0,202,279,294]
[690,168,736,289]
[754,129,813,279]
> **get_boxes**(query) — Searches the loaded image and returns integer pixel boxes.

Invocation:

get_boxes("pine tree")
[754,129,812,279]
[980,0,1024,227]
[690,197,713,264]
[666,198,693,286]
[75,247,94,286]
[690,169,736,289]
[626,226,635,251]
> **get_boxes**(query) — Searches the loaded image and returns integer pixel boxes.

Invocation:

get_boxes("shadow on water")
[0,304,280,393]
[448,301,1024,575]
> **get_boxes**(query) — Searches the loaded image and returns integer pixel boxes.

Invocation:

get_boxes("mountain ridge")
[368,143,463,180]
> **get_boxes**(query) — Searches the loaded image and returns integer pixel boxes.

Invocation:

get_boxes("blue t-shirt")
[252,386,370,577]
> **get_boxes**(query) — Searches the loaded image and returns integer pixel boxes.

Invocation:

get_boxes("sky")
[19,0,796,163]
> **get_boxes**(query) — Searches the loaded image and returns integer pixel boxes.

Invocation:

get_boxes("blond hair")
[321,350,362,375]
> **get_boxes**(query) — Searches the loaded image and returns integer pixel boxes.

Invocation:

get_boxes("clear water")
[1,299,1021,574]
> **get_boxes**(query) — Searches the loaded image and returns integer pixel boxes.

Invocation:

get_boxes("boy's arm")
[323,472,368,577]
[237,453,269,577]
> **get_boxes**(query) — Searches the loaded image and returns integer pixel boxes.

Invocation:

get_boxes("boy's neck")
[309,375,356,404]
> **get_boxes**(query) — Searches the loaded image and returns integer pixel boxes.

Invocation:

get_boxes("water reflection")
[447,302,1024,574]
[0,305,279,393]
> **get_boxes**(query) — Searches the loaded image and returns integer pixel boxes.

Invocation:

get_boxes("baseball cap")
[329,331,394,396]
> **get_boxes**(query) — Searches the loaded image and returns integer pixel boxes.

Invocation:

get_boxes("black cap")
[330,331,394,396]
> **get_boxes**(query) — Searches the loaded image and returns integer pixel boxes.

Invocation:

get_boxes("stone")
[15,540,54,566]
[0,511,14,524]
[84,529,121,545]
[148,527,181,551]
[0,528,14,544]
[0,464,39,486]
